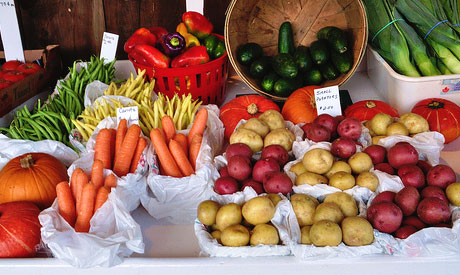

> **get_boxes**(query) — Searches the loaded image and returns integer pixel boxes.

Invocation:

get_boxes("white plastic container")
[367,48,460,114]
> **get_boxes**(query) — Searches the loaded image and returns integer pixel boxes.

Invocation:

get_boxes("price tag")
[0,0,25,62]
[117,106,139,126]
[100,32,119,63]
[314,85,342,116]
[186,0,204,14]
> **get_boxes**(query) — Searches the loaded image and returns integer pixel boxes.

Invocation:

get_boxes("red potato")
[387,142,419,169]
[372,191,396,205]
[426,165,457,189]
[335,115,346,123]
[397,164,425,189]
[252,158,280,183]
[241,179,264,194]
[261,145,289,166]
[263,172,293,195]
[330,137,357,159]
[416,160,432,175]
[301,123,313,137]
[337,118,362,140]
[402,216,426,230]
[417,197,451,225]
[367,201,403,233]
[227,155,252,181]
[363,145,387,165]
[421,186,448,204]
[306,123,331,142]
[374,163,395,175]
[395,186,420,216]
[226,143,253,161]
[219,166,229,177]
[435,223,451,228]
[395,225,418,239]
[314,114,338,135]
[214,177,239,195]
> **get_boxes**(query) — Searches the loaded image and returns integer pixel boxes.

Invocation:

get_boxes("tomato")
[0,68,4,78]
[2,71,26,83]
[1,60,24,71]
[16,63,41,75]
[0,79,13,89]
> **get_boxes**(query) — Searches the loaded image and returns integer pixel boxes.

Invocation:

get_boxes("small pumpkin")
[220,95,280,139]
[344,100,399,122]
[281,86,320,125]
[411,98,460,143]
[0,153,68,209]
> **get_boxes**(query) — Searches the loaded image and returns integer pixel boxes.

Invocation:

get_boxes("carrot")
[157,127,166,142]
[113,124,141,177]
[56,181,76,227]
[74,182,97,233]
[173,133,188,156]
[161,115,176,142]
[91,159,104,190]
[169,139,194,176]
[189,133,202,171]
[94,186,110,213]
[70,168,83,200]
[150,128,183,177]
[75,169,89,215]
[129,137,147,174]
[187,108,208,145]
[104,173,117,189]
[94,128,113,169]
[114,119,128,169]
[109,128,116,167]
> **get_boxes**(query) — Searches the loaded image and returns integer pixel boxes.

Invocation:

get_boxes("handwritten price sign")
[100,32,119,63]
[314,86,342,116]
[0,0,25,62]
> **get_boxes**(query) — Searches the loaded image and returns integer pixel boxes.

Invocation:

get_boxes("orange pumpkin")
[281,86,320,125]
[345,100,399,121]
[0,153,68,209]
[411,98,460,143]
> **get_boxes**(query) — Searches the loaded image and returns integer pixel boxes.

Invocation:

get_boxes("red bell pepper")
[182,11,213,39]
[124,27,157,53]
[132,44,170,69]
[171,45,209,68]
[149,26,168,41]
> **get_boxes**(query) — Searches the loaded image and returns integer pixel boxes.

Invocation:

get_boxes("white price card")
[186,0,204,14]
[0,0,25,62]
[314,85,342,117]
[117,106,139,126]
[100,32,119,63]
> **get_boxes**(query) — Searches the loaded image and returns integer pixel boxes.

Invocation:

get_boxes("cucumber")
[272,53,298,79]
[236,43,263,65]
[319,61,339,80]
[213,39,226,59]
[273,78,297,97]
[317,26,348,54]
[249,56,271,79]
[309,40,330,65]
[278,22,295,55]
[330,50,353,74]
[304,68,323,85]
[261,72,279,92]
[294,46,313,72]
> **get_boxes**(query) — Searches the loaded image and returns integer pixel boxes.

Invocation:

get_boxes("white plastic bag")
[141,105,225,224]
[194,188,292,257]
[39,187,144,268]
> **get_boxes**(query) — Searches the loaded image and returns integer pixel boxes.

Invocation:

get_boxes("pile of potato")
[290,148,379,192]
[292,192,374,247]
[230,110,295,153]
[197,195,283,247]
[365,112,429,145]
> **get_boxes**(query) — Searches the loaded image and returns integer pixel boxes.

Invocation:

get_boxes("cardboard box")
[0,45,62,117]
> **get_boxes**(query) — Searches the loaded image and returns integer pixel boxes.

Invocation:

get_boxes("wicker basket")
[224,0,368,101]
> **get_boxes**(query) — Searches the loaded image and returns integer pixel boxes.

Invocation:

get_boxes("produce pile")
[0,60,41,89]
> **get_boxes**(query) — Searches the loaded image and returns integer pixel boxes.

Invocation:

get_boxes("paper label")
[186,0,204,14]
[100,32,119,63]
[314,86,342,116]
[0,0,25,62]
[440,79,460,95]
[117,106,139,125]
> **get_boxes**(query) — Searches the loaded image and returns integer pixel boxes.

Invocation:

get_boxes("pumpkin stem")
[20,155,35,168]
[428,100,444,109]
[247,103,258,115]
[365,101,376,109]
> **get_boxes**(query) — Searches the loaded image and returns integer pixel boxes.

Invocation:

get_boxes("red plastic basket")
[129,34,229,105]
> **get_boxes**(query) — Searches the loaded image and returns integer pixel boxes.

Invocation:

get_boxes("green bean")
[19,117,47,140]
[59,113,72,134]
[34,119,56,140]
[8,126,22,139]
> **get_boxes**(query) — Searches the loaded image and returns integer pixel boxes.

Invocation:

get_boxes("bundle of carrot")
[56,161,118,232]
[149,107,208,178]
[93,119,147,177]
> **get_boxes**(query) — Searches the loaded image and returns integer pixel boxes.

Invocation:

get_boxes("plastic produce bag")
[194,188,292,257]
[141,105,224,224]
[39,187,144,268]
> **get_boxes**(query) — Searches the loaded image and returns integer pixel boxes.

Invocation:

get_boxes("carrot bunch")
[56,161,118,232]
[150,108,208,177]
[94,119,147,177]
